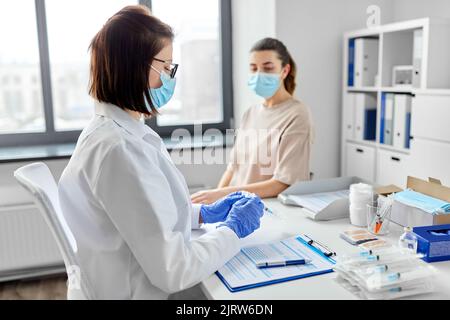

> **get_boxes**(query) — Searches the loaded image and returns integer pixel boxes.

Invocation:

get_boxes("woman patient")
[192,38,314,205]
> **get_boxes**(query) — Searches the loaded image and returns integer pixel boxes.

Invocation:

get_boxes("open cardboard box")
[376,176,450,228]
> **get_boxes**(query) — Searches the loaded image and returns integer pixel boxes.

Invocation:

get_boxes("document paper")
[217,236,335,291]
[287,190,350,213]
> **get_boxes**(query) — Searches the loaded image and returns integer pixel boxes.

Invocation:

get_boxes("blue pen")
[256,258,312,269]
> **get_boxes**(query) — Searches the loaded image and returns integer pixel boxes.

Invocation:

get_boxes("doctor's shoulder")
[89,122,160,166]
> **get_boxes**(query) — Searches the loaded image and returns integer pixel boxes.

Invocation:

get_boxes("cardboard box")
[378,177,450,228]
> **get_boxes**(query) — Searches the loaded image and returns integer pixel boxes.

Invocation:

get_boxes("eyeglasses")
[153,57,179,79]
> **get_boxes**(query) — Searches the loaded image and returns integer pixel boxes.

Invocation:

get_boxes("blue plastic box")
[413,224,450,263]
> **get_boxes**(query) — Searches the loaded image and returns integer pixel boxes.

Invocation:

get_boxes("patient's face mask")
[248,72,282,99]
[148,66,176,109]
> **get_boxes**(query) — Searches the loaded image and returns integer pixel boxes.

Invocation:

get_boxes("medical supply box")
[413,224,450,263]
[380,177,450,228]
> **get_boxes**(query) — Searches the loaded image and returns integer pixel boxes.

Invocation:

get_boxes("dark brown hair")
[89,5,174,116]
[251,38,297,95]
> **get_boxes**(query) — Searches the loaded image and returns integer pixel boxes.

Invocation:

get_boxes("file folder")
[380,93,386,144]
[354,93,376,141]
[364,109,377,141]
[354,38,379,87]
[216,235,335,293]
[382,93,395,145]
[413,29,423,88]
[344,93,356,140]
[393,94,412,149]
[348,39,355,86]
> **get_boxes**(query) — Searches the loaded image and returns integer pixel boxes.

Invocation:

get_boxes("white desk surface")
[199,198,450,300]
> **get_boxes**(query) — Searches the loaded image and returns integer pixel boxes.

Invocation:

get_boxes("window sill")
[0,134,234,164]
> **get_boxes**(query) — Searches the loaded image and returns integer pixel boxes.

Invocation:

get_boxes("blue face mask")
[248,72,281,99]
[395,189,450,214]
[148,66,176,109]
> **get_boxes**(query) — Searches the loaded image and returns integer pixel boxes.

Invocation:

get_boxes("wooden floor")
[0,276,67,300]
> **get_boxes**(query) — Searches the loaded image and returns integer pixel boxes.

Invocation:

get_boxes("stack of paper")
[286,190,350,213]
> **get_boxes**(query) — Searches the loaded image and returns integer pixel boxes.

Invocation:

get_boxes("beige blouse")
[228,98,314,186]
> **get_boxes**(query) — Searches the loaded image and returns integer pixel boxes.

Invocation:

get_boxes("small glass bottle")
[398,227,418,253]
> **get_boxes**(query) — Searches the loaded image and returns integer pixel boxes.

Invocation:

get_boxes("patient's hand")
[191,188,233,205]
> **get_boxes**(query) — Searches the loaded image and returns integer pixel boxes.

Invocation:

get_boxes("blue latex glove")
[218,195,264,239]
[200,192,246,224]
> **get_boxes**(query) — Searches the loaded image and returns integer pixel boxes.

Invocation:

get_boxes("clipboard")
[216,235,336,293]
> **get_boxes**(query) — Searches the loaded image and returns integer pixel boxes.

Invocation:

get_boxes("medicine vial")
[398,227,418,253]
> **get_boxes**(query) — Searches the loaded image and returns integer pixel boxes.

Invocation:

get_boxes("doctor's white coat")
[58,102,240,299]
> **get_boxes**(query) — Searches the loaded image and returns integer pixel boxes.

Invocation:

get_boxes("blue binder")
[364,109,377,141]
[348,39,355,87]
[380,93,386,144]
[405,112,411,149]
[216,236,336,293]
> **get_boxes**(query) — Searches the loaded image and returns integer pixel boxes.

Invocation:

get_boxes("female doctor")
[58,5,264,300]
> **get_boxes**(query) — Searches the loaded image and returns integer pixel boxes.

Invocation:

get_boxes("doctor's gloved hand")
[218,195,265,239]
[200,192,247,224]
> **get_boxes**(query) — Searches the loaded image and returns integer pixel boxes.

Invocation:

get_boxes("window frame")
[0,0,233,148]
[144,0,234,137]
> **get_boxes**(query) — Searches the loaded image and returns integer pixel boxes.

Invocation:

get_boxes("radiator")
[0,203,64,282]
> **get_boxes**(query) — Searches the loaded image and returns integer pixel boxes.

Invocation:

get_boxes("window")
[0,1,45,134]
[148,0,233,135]
[151,0,222,127]
[45,0,135,131]
[0,0,232,148]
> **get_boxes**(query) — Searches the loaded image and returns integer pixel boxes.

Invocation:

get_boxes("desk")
[200,198,450,300]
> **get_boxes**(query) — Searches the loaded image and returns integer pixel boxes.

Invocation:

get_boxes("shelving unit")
[341,17,450,187]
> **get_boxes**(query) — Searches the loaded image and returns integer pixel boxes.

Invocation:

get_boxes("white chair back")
[14,163,94,300]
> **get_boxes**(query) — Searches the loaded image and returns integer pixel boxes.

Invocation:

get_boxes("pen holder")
[367,204,391,236]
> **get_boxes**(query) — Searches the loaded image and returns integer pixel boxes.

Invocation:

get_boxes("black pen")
[303,234,336,257]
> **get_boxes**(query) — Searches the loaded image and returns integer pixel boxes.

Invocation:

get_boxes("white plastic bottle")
[398,227,418,253]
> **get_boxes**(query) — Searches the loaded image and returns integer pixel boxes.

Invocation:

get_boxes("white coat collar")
[94,102,160,140]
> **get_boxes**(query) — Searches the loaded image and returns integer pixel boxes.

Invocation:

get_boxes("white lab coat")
[58,102,240,299]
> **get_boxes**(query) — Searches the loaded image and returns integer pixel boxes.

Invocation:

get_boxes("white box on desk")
[390,201,450,228]
[378,176,450,228]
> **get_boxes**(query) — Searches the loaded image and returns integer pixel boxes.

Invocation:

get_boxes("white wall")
[231,0,276,127]
[391,0,450,21]
[275,0,394,179]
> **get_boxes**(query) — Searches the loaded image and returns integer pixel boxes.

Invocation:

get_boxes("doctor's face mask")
[148,65,177,109]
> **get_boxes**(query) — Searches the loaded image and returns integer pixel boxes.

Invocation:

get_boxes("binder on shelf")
[405,112,412,149]
[348,39,355,86]
[354,38,379,87]
[381,93,395,145]
[364,109,377,141]
[413,29,423,88]
[354,93,377,141]
[380,93,386,144]
[344,93,356,140]
[393,94,412,149]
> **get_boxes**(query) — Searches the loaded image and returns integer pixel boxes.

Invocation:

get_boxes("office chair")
[14,163,94,300]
